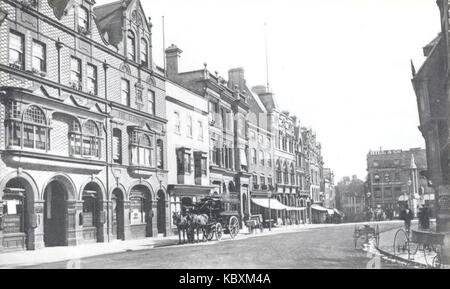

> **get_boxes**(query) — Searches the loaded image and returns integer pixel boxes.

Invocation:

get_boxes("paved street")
[21,222,405,269]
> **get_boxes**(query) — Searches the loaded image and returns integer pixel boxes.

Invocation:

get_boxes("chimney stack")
[228,67,246,91]
[165,44,182,79]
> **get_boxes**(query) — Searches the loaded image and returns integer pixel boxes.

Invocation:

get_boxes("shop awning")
[168,184,215,195]
[251,198,306,211]
[333,208,342,216]
[251,198,289,210]
[311,204,328,212]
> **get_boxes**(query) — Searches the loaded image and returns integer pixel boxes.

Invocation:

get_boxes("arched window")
[140,38,148,67]
[69,118,82,156]
[284,162,289,184]
[130,131,154,167]
[82,120,100,157]
[127,30,136,61]
[276,160,282,184]
[5,104,49,150]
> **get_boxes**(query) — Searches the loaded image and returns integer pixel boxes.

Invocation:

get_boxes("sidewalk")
[0,222,331,268]
[369,220,448,269]
[0,221,398,268]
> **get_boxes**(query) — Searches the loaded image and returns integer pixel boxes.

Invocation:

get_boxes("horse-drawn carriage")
[173,195,241,244]
[193,195,241,241]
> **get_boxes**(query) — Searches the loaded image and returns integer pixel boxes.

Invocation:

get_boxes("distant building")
[336,176,365,222]
[366,148,434,217]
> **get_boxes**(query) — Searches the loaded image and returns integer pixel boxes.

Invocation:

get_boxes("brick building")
[366,148,433,217]
[164,45,251,226]
[0,0,168,252]
[165,79,212,234]
[412,0,450,263]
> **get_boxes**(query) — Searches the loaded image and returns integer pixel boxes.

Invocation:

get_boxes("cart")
[192,196,241,241]
[353,224,380,249]
[245,214,264,234]
[393,229,444,268]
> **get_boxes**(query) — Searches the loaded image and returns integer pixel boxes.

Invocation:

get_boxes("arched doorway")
[2,177,36,251]
[81,182,104,243]
[157,190,166,236]
[129,185,152,238]
[43,180,68,247]
[111,188,124,240]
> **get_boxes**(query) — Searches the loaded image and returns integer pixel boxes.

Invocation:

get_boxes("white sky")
[97,0,440,181]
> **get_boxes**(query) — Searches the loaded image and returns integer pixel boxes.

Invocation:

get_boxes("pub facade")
[0,0,169,252]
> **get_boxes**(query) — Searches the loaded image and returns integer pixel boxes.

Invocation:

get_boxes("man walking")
[400,204,414,233]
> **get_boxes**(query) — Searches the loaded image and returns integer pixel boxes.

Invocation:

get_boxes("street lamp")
[407,179,412,210]
[268,191,272,231]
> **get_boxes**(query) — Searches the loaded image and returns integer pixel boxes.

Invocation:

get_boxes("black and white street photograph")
[0,0,449,274]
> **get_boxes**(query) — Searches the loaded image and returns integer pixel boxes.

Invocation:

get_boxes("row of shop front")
[0,170,169,253]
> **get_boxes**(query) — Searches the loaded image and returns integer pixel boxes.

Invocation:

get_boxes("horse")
[172,211,189,244]
[187,213,209,243]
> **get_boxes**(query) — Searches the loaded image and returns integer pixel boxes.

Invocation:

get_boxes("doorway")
[44,181,68,247]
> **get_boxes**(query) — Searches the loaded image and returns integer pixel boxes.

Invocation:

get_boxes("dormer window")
[78,6,89,35]
[127,30,136,61]
[140,38,148,67]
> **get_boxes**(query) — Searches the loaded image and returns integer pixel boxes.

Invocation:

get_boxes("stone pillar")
[99,201,109,243]
[67,200,84,246]
[104,200,113,242]
[32,201,45,250]
[0,201,3,252]
[165,199,171,236]
[437,185,450,264]
[123,201,131,240]
[151,202,158,237]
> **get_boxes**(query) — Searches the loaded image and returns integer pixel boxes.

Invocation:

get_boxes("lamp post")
[407,179,412,210]
[268,191,272,231]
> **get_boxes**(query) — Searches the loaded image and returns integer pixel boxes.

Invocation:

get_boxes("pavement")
[364,219,448,269]
[0,220,406,269]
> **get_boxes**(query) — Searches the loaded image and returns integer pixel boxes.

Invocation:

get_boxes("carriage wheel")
[393,229,409,258]
[215,223,223,241]
[431,245,443,269]
[228,216,240,239]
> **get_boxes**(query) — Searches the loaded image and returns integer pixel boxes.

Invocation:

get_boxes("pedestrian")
[422,204,430,230]
[400,204,414,233]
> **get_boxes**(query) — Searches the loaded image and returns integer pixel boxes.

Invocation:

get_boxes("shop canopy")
[251,198,306,211]
[311,204,328,212]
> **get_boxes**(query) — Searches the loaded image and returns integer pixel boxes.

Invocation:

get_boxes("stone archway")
[111,188,125,240]
[129,184,153,238]
[1,177,37,251]
[43,180,69,247]
[80,182,105,243]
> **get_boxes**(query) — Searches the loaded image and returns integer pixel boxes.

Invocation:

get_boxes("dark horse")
[187,213,209,243]
[172,211,189,244]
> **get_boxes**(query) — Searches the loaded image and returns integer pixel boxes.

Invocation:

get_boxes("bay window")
[130,131,154,167]
[82,120,101,158]
[69,119,82,156]
[5,103,49,150]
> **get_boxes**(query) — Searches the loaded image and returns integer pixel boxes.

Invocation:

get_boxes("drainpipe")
[103,60,110,242]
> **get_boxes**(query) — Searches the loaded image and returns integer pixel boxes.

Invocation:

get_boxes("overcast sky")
[97,0,440,181]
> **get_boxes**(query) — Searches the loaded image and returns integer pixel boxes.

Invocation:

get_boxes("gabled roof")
[94,0,126,48]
